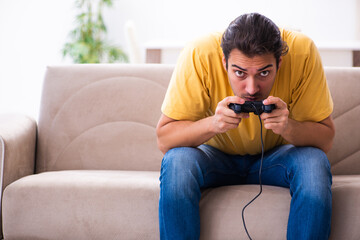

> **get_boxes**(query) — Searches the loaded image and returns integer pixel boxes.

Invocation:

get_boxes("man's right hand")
[211,96,249,134]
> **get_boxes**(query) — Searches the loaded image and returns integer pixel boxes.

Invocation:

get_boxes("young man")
[157,13,335,240]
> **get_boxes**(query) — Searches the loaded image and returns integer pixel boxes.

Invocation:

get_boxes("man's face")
[223,49,281,101]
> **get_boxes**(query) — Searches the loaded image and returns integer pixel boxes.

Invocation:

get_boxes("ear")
[222,54,227,70]
[278,56,283,70]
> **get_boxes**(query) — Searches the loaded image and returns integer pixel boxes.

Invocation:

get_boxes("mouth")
[243,96,258,101]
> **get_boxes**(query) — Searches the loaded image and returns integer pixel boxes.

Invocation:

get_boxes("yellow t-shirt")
[161,29,333,155]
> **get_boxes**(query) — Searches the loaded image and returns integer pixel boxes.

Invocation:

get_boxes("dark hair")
[221,13,288,69]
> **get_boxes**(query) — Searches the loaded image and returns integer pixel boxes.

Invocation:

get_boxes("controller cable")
[241,103,264,240]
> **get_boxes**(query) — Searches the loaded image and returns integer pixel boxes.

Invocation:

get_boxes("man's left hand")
[261,96,289,135]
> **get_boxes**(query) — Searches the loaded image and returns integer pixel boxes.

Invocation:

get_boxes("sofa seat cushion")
[3,171,360,240]
[2,170,161,240]
[199,175,360,240]
[330,175,360,239]
[200,184,290,239]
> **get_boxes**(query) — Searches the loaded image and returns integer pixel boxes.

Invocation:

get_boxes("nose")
[245,77,259,95]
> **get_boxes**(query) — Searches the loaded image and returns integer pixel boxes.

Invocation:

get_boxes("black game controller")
[229,101,275,115]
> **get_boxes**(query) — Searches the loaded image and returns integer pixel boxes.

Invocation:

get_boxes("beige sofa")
[0,64,360,240]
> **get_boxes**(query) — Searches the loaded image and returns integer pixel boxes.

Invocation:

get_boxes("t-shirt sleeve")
[288,39,333,122]
[161,42,211,121]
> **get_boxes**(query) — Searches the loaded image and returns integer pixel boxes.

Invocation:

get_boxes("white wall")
[0,0,359,119]
[0,0,74,118]
[119,0,360,65]
[105,0,359,50]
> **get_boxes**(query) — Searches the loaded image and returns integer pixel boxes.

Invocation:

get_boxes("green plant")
[62,0,128,63]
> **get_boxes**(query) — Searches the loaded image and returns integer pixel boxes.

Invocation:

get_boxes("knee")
[290,147,331,177]
[289,147,332,198]
[160,147,206,187]
[161,147,204,171]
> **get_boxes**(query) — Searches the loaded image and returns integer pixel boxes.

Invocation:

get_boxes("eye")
[259,70,270,77]
[235,70,245,78]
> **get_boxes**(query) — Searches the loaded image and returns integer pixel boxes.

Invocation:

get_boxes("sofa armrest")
[0,114,36,192]
[0,114,37,238]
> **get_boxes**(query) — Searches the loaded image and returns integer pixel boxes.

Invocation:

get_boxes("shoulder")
[176,32,224,77]
[182,32,223,59]
[281,29,317,56]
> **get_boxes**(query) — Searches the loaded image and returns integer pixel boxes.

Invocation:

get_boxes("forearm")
[281,117,335,153]
[157,96,247,154]
[156,116,217,154]
[262,97,335,153]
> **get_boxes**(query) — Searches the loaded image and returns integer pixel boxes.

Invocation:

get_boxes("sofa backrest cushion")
[36,64,173,172]
[325,67,360,175]
[36,65,360,175]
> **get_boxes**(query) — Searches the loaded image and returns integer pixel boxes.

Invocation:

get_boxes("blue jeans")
[159,144,332,240]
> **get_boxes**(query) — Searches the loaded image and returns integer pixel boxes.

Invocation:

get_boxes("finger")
[223,96,245,106]
[263,117,282,124]
[264,122,281,130]
[261,108,283,119]
[216,116,243,132]
[263,96,286,109]
[263,113,288,123]
[228,111,249,119]
[225,103,250,119]
[223,115,242,124]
